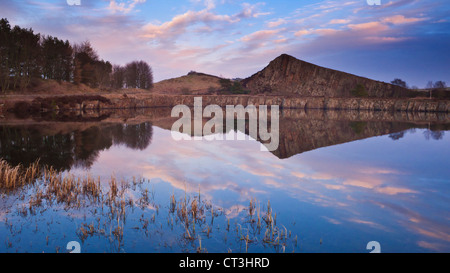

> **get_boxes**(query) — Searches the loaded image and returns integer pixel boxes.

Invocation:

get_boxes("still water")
[0,109,449,253]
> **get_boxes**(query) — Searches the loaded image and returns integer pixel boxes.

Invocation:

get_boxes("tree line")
[0,18,153,92]
[391,78,447,90]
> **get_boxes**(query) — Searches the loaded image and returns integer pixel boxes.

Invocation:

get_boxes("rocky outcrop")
[241,54,416,98]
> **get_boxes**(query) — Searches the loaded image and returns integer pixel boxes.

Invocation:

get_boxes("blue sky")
[1,0,449,86]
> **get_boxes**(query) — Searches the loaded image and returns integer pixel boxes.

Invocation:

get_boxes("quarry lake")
[0,108,449,253]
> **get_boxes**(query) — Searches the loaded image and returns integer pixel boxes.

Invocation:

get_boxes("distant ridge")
[242,54,411,98]
[152,71,222,95]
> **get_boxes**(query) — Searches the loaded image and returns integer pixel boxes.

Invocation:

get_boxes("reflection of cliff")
[271,117,408,159]
[0,108,449,166]
[146,108,450,159]
[254,110,449,159]
[0,122,153,171]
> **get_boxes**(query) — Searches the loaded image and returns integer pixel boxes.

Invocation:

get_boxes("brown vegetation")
[151,71,222,95]
[1,158,299,253]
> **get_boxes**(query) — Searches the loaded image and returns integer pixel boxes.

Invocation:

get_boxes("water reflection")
[1,108,448,170]
[0,108,449,252]
[73,124,449,252]
[0,123,153,171]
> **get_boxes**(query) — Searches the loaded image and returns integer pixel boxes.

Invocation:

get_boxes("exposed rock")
[241,54,416,98]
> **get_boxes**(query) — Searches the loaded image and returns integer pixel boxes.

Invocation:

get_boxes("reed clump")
[0,159,40,190]
[2,158,300,253]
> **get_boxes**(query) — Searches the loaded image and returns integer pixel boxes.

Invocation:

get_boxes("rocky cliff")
[241,54,415,98]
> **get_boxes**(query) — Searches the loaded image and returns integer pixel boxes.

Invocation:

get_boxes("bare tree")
[391,78,407,88]
[433,81,447,89]
[72,41,99,86]
[111,65,125,89]
[124,60,153,90]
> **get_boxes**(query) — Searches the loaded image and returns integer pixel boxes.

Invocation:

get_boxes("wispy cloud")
[0,0,448,85]
[141,9,237,41]
[267,18,287,28]
[108,0,147,14]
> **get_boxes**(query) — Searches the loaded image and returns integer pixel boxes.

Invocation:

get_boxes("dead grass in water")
[1,158,299,253]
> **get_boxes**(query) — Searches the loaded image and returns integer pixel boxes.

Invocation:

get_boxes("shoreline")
[1,93,449,114]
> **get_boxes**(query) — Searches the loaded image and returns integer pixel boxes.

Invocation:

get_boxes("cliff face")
[241,54,411,98]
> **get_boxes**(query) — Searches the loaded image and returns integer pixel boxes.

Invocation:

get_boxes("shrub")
[207,86,216,94]
[181,87,190,95]
[219,79,250,94]
[219,79,232,91]
[351,84,368,97]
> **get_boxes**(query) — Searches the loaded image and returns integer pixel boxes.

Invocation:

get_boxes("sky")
[1,0,449,87]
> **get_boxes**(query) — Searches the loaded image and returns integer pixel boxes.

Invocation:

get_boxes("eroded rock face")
[241,54,411,98]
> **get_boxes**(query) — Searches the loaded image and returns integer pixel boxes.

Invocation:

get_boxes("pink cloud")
[141,9,238,41]
[347,21,390,32]
[328,19,351,25]
[239,29,285,43]
[267,18,288,28]
[108,0,146,14]
[381,15,428,25]
[294,29,313,37]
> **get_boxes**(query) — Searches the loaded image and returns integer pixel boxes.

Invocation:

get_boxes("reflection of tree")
[423,130,445,141]
[72,126,113,169]
[389,131,405,141]
[0,126,77,171]
[0,122,153,171]
[111,123,153,151]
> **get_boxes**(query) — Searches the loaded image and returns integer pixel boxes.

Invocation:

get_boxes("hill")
[241,54,417,98]
[151,71,223,95]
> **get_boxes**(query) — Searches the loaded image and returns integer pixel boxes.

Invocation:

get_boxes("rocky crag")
[242,54,417,98]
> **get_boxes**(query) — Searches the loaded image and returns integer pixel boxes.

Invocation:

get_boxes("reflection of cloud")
[415,227,450,242]
[417,241,447,252]
[224,204,246,219]
[322,216,342,225]
[75,126,449,251]
[370,200,450,249]
[291,171,307,179]
[348,218,388,231]
[238,163,277,177]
